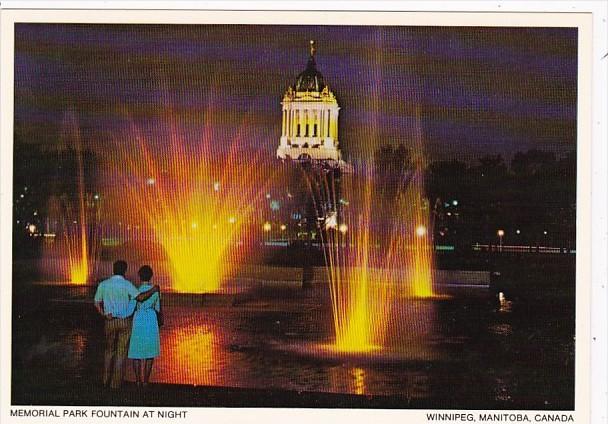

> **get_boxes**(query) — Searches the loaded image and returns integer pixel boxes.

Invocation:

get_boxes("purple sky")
[14,24,577,163]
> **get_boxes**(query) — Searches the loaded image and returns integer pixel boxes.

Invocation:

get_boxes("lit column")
[282,109,286,137]
[326,110,331,137]
[320,107,324,139]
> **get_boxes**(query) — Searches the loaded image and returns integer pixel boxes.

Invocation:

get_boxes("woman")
[128,265,161,387]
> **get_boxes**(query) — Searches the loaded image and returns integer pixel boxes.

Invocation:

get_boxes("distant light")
[213,182,220,192]
[24,186,28,191]
[263,222,272,232]
[446,212,452,216]
[73,220,77,224]
[339,223,348,234]
[265,193,271,199]
[270,200,280,211]
[516,229,521,235]
[325,212,337,230]
[543,230,548,235]
[497,229,505,237]
[452,200,458,206]
[212,224,218,230]
[20,194,24,198]
[228,216,236,224]
[28,224,36,234]
[33,211,38,216]
[191,222,198,229]
[93,194,100,200]
[146,177,156,186]
[280,224,287,231]
[415,225,427,237]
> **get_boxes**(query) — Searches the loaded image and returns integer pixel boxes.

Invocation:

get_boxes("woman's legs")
[143,358,155,385]
[132,359,142,386]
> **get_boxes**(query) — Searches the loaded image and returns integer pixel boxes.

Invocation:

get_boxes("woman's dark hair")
[138,265,153,282]
[113,260,128,276]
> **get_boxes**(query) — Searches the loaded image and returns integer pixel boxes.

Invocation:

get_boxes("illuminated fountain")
[41,113,101,284]
[111,110,271,293]
[272,37,438,356]
[311,145,436,354]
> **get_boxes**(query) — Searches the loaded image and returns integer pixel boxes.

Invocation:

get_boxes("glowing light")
[516,229,521,234]
[452,200,458,206]
[497,229,505,237]
[416,225,427,237]
[543,230,548,235]
[263,222,272,232]
[309,105,435,353]
[339,223,348,234]
[28,224,36,234]
[112,110,271,293]
[324,211,337,230]
[280,224,287,231]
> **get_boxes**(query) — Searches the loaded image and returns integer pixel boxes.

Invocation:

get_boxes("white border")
[0,2,606,424]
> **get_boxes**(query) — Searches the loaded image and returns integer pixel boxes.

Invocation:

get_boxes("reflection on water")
[143,297,450,396]
[351,367,366,395]
[13,283,575,405]
[158,323,219,386]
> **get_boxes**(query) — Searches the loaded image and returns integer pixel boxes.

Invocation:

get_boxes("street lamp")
[497,229,505,252]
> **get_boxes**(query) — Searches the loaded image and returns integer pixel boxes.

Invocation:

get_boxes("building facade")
[277,41,342,164]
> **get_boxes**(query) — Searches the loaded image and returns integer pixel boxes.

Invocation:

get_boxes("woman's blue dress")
[128,283,160,359]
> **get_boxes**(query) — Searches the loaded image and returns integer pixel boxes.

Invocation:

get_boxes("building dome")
[294,41,325,92]
[277,40,343,165]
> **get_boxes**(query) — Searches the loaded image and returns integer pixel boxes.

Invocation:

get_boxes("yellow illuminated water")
[68,127,94,284]
[113,112,270,293]
[318,163,435,353]
[311,31,435,351]
[42,113,101,284]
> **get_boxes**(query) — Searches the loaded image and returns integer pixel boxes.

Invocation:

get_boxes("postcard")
[1,2,606,424]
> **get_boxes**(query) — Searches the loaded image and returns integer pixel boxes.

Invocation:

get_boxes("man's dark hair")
[113,260,128,276]
[138,265,153,282]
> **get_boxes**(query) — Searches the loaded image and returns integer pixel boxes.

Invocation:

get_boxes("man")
[94,260,159,389]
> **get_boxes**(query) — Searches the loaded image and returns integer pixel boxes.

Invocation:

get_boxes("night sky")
[14,24,577,163]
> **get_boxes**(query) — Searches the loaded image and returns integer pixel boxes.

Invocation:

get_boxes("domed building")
[277,41,342,164]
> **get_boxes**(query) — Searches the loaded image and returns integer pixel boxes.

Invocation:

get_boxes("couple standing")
[94,260,162,390]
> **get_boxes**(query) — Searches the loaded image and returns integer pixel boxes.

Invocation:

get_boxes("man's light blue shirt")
[94,275,139,318]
